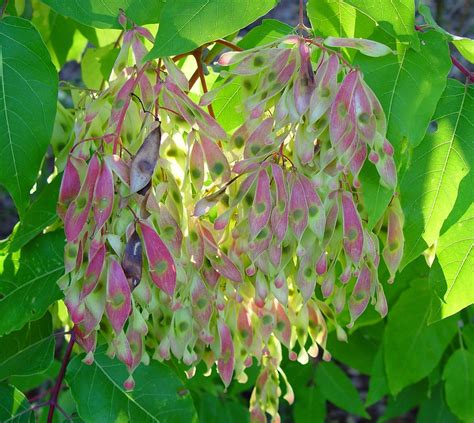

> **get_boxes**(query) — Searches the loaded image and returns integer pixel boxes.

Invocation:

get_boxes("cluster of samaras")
[58,22,404,422]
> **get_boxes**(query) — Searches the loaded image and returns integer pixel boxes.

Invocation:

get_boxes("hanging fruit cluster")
[58,16,404,421]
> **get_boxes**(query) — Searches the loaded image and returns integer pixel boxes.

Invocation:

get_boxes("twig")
[130,92,160,121]
[193,48,215,119]
[0,0,9,18]
[451,55,474,83]
[214,39,243,52]
[46,330,76,423]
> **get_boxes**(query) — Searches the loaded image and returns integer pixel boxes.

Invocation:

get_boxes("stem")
[451,55,474,83]
[46,331,76,423]
[299,0,304,28]
[0,0,9,18]
[214,39,243,52]
[193,48,215,119]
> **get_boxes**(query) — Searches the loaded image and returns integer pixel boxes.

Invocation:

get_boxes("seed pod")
[348,264,372,328]
[106,258,132,335]
[130,125,161,194]
[270,164,289,242]
[299,175,325,240]
[210,253,242,284]
[288,173,308,241]
[58,156,85,220]
[308,54,339,124]
[324,37,393,57]
[274,302,291,348]
[122,230,142,291]
[93,160,114,233]
[190,137,205,191]
[200,135,230,182]
[139,221,176,296]
[64,154,100,242]
[296,254,317,302]
[82,242,106,298]
[382,197,404,281]
[217,320,235,388]
[341,191,364,264]
[249,167,271,236]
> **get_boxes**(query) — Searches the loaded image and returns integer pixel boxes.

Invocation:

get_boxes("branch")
[46,330,76,423]
[451,55,474,83]
[193,48,215,119]
[0,0,9,18]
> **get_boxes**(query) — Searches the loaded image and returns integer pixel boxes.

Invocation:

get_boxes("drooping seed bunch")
[58,20,404,422]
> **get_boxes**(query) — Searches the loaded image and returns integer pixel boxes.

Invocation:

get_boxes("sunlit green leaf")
[384,281,457,394]
[41,0,165,29]
[315,361,368,418]
[0,17,58,216]
[0,312,55,380]
[401,79,473,267]
[0,383,33,423]
[443,349,474,422]
[0,231,64,336]
[67,347,197,422]
[147,0,278,58]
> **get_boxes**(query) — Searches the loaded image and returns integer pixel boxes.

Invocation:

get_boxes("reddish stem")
[451,55,474,83]
[46,330,76,423]
[299,0,304,28]
[0,0,9,18]
[214,39,243,52]
[193,48,215,119]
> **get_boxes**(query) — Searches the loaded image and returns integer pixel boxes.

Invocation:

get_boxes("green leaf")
[212,19,292,133]
[357,31,451,154]
[293,385,326,423]
[0,312,54,380]
[81,44,120,90]
[401,79,473,267]
[443,349,474,422]
[359,163,393,229]
[9,360,60,392]
[345,0,417,46]
[463,324,474,352]
[381,379,428,422]
[429,203,474,322]
[67,347,197,423]
[31,3,76,68]
[419,4,474,63]
[0,231,64,336]
[147,0,278,59]
[315,361,368,418]
[365,346,389,406]
[5,177,60,253]
[41,0,165,29]
[384,281,457,394]
[307,0,385,40]
[416,384,458,423]
[307,0,418,47]
[237,19,292,50]
[0,383,33,423]
[0,17,58,216]
[326,324,381,375]
[197,393,249,423]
